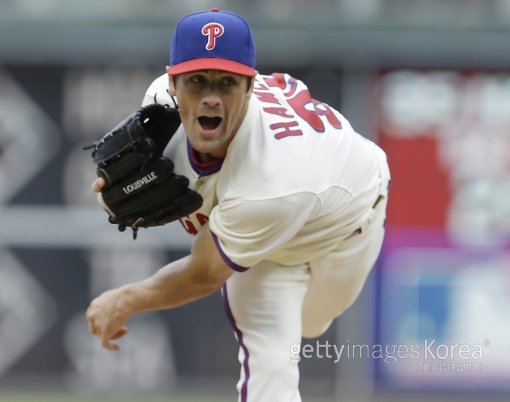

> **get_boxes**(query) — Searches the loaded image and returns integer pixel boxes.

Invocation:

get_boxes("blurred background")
[1,0,510,401]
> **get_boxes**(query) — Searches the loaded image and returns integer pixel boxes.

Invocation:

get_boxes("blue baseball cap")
[168,8,256,77]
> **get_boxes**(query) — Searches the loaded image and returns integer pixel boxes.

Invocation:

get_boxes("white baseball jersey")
[143,72,387,272]
[143,72,390,402]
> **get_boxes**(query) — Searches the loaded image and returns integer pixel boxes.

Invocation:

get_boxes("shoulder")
[218,73,347,196]
[141,73,177,107]
[250,72,349,140]
[219,72,382,199]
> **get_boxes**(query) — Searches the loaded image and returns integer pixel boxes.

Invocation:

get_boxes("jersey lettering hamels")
[142,73,387,270]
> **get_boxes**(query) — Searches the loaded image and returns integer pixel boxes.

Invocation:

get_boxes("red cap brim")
[168,58,256,77]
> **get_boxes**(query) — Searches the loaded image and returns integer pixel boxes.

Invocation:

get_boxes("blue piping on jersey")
[187,139,224,176]
[210,230,250,272]
[222,284,250,402]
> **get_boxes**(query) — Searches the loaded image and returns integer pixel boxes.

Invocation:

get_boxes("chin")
[191,138,217,153]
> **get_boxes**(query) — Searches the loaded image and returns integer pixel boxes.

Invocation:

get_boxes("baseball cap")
[168,8,256,77]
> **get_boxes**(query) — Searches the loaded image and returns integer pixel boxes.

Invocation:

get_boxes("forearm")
[86,224,233,351]
[121,255,224,314]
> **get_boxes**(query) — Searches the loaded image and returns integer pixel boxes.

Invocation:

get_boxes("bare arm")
[86,179,233,351]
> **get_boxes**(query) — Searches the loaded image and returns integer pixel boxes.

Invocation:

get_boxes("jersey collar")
[187,139,224,176]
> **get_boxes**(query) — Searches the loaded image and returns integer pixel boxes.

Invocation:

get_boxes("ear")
[166,66,176,96]
[246,74,256,98]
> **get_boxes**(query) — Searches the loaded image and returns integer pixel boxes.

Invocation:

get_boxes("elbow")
[200,280,225,297]
[190,268,230,297]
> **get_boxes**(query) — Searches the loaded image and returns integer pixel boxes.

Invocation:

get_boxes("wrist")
[118,282,151,315]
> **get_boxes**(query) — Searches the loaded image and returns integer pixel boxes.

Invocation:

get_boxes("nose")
[201,90,221,108]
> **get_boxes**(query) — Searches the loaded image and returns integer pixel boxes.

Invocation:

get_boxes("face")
[168,69,254,160]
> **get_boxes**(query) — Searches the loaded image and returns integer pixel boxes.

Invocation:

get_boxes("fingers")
[86,302,127,352]
[87,317,123,351]
[87,318,98,335]
[110,327,128,340]
[91,177,106,193]
[98,327,128,351]
[101,335,120,352]
[86,307,97,334]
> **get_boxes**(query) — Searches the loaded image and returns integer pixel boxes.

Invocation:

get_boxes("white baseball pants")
[222,182,389,402]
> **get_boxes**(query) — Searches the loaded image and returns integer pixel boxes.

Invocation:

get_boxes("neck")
[194,151,221,164]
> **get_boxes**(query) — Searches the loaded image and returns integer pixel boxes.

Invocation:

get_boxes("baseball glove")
[84,103,203,239]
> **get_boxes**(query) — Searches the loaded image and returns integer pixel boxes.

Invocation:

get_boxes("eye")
[189,75,206,85]
[221,76,237,87]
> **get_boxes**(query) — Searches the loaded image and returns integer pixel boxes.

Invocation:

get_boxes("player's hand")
[91,177,106,193]
[85,286,132,351]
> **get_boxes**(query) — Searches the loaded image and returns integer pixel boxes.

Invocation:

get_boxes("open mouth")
[198,116,222,131]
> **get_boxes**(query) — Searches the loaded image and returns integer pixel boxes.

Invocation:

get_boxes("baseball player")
[86,8,390,402]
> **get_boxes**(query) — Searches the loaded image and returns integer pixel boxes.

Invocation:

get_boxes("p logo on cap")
[202,22,224,50]
[168,9,256,77]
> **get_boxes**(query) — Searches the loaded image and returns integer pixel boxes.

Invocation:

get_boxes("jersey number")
[179,213,209,235]
[264,73,342,134]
